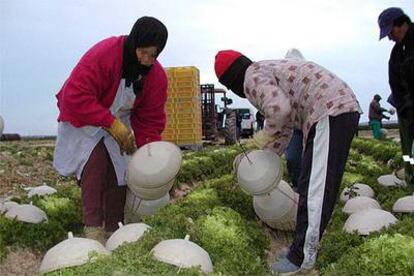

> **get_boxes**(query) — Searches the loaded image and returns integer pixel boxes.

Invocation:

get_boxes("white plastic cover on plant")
[377,174,407,187]
[26,184,57,198]
[152,235,213,273]
[342,196,381,215]
[343,209,398,235]
[340,183,375,202]
[5,203,48,223]
[253,180,298,231]
[39,232,110,274]
[0,201,19,213]
[127,141,182,200]
[236,149,282,195]
[124,189,170,223]
[392,194,414,213]
[105,222,150,251]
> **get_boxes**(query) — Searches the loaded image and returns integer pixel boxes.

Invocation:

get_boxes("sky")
[0,0,413,135]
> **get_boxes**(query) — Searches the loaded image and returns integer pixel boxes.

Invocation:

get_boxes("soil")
[0,249,41,276]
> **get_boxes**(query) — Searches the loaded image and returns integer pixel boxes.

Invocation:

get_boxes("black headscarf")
[123,16,168,95]
[218,55,252,98]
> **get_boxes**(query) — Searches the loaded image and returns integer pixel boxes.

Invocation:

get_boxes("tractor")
[200,84,255,145]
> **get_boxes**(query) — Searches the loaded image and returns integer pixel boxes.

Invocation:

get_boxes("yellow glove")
[105,119,136,155]
[252,130,274,149]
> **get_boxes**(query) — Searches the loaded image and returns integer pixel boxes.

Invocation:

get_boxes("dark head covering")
[214,50,252,98]
[123,16,168,94]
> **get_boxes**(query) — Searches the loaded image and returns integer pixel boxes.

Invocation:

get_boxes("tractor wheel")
[223,110,238,145]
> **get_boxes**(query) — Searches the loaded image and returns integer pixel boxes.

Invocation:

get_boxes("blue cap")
[378,7,404,40]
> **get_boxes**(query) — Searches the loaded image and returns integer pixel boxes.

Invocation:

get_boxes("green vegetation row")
[47,175,270,275]
[317,138,414,275]
[0,144,254,263]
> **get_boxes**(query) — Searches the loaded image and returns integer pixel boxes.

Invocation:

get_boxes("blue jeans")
[285,129,303,189]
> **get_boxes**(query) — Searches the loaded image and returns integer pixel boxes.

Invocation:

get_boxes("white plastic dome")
[0,115,4,136]
[236,150,282,195]
[26,184,57,198]
[392,194,414,213]
[125,189,170,223]
[39,232,110,274]
[152,235,213,273]
[285,48,305,60]
[127,141,182,200]
[0,201,19,213]
[340,183,375,202]
[233,152,245,172]
[5,203,48,223]
[343,209,398,235]
[253,180,298,231]
[342,196,382,215]
[105,222,150,251]
[377,174,407,187]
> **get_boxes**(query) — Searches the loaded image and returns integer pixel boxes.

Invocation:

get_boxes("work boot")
[271,256,300,275]
[83,226,106,245]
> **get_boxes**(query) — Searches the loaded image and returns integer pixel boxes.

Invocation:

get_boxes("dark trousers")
[398,113,414,185]
[287,112,359,269]
[285,129,303,189]
[80,139,127,232]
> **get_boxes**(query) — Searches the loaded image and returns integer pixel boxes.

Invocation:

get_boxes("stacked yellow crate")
[162,66,202,146]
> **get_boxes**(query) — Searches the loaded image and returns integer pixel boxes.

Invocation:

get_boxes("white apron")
[53,79,136,186]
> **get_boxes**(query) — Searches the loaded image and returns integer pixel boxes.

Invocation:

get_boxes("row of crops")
[0,138,413,275]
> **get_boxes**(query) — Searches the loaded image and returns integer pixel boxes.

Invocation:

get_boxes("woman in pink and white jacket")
[215,50,360,274]
[53,17,168,242]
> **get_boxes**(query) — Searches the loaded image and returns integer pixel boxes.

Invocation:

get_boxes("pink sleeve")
[131,64,168,147]
[57,58,114,128]
[246,74,293,155]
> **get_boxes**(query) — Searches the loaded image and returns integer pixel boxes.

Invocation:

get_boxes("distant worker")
[214,49,360,274]
[368,94,393,139]
[256,111,265,130]
[378,7,414,185]
[53,17,168,242]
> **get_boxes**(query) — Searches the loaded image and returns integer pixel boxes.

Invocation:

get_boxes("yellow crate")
[169,80,199,88]
[167,117,202,125]
[166,66,199,77]
[176,128,202,135]
[162,128,175,135]
[175,112,201,120]
[176,138,203,145]
[168,96,200,102]
[175,122,202,129]
[175,101,200,110]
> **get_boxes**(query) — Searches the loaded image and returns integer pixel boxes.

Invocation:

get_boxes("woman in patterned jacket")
[214,50,360,274]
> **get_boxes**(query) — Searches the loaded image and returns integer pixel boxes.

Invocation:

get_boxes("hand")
[105,119,136,155]
[388,108,395,115]
[252,130,274,149]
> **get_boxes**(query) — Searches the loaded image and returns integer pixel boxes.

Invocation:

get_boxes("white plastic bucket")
[127,141,182,200]
[236,150,282,195]
[253,180,298,231]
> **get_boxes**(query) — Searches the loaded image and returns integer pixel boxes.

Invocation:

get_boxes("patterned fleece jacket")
[244,59,360,155]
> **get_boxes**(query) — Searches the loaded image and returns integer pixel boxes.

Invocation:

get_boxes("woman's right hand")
[105,119,136,155]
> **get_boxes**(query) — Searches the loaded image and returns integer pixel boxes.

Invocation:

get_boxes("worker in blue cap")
[378,7,414,185]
